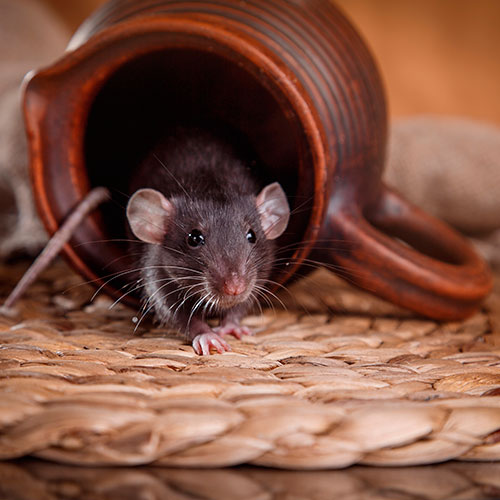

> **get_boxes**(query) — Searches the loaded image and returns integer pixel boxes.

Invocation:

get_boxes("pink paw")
[192,331,231,356]
[216,323,254,340]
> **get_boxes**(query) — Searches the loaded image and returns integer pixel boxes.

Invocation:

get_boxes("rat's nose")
[222,276,247,296]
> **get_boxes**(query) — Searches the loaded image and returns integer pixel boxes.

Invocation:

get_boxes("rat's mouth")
[215,293,249,309]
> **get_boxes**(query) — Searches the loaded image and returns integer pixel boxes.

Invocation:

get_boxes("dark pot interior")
[81,47,317,297]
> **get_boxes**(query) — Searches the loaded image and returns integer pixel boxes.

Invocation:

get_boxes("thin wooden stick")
[2,187,110,310]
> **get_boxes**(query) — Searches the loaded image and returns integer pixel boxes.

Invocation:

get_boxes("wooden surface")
[2,460,500,499]
[1,259,499,468]
[40,0,500,125]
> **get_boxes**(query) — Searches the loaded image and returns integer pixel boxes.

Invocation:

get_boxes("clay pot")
[24,0,491,320]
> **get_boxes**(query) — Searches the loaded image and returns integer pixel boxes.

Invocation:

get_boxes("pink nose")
[222,277,247,296]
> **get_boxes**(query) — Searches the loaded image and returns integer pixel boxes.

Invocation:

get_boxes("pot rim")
[24,13,330,301]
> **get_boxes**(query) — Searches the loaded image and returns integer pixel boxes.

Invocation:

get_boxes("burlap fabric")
[0,0,68,258]
[386,116,500,235]
[0,260,499,468]
[386,116,500,267]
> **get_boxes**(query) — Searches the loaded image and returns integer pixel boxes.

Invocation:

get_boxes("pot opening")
[83,47,315,295]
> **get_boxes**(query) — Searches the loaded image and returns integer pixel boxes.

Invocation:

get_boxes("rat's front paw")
[192,331,231,356]
[215,322,253,340]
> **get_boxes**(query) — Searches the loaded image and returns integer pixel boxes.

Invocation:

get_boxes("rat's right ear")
[126,188,173,244]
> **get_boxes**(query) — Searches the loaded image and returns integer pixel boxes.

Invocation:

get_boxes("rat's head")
[126,183,290,310]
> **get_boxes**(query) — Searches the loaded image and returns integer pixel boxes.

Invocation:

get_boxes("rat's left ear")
[256,182,290,240]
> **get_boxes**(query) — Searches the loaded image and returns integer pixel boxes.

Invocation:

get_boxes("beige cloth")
[386,116,500,235]
[0,0,68,257]
[0,0,498,266]
[385,116,500,266]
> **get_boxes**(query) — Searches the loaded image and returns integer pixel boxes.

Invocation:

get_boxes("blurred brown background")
[40,0,500,125]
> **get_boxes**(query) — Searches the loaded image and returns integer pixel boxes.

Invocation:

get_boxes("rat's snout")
[208,264,254,307]
[222,274,247,296]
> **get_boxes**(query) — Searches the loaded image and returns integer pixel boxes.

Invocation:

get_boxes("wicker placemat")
[0,260,499,468]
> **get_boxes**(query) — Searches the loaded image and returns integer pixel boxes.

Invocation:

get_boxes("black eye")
[246,229,256,244]
[187,229,205,247]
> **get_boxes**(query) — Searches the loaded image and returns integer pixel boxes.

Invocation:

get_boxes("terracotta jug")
[24,0,492,320]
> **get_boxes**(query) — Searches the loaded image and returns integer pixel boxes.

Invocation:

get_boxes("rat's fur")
[127,128,288,354]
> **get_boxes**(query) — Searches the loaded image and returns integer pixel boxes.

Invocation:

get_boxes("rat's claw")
[192,331,232,355]
[216,323,253,340]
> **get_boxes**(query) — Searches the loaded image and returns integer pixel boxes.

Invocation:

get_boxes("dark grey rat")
[126,128,290,355]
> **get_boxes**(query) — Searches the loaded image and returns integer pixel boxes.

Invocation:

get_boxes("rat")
[126,128,290,355]
[0,128,289,355]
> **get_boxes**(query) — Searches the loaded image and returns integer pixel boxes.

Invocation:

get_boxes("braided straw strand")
[0,260,499,468]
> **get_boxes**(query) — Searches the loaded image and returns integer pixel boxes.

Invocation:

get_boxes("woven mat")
[0,260,499,469]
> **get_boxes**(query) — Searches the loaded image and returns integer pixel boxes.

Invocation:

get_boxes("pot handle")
[316,185,492,320]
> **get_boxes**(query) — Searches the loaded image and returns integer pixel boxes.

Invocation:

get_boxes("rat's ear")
[126,188,174,244]
[256,182,290,240]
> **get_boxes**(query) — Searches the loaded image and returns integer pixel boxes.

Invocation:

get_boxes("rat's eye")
[187,229,205,247]
[246,229,256,244]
